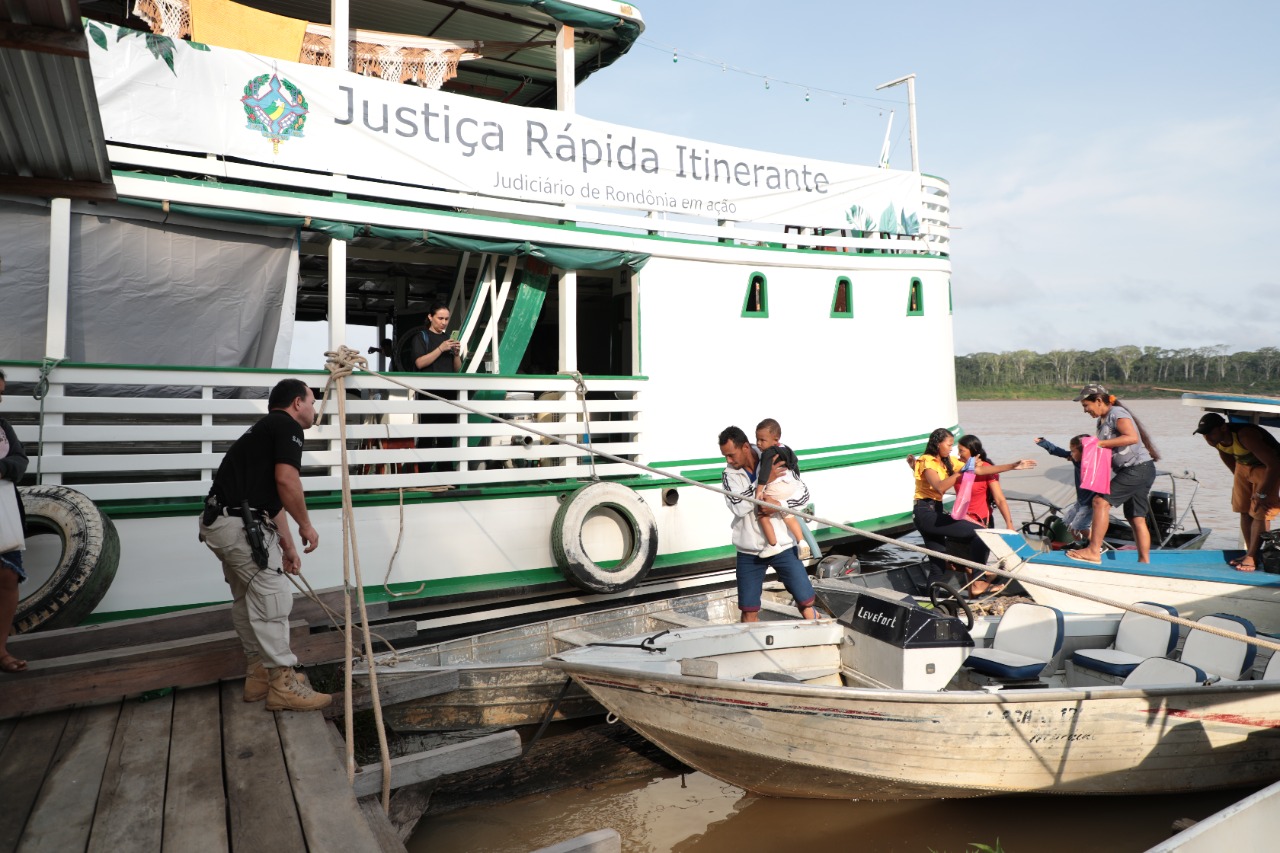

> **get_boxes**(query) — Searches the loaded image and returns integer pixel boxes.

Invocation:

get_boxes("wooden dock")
[0,682,406,853]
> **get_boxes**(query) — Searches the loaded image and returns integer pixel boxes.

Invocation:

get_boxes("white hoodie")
[722,446,796,554]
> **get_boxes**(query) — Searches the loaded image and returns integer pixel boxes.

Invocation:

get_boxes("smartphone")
[449,330,460,341]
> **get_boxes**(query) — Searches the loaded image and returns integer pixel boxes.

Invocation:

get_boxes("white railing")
[1,363,645,504]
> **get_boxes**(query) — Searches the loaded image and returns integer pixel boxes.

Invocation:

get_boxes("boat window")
[831,276,852,318]
[907,278,924,317]
[742,272,768,318]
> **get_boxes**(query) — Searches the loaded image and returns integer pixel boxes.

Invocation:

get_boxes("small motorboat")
[549,587,1280,800]
[361,585,804,732]
[980,530,1280,634]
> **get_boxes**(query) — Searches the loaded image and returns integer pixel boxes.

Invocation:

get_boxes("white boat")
[362,585,803,731]
[979,530,1280,633]
[549,586,1280,799]
[1,0,955,627]
[1145,778,1280,853]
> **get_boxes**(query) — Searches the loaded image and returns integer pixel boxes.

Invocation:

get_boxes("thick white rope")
[322,348,393,810]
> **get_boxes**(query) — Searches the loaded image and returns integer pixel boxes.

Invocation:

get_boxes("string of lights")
[635,37,906,113]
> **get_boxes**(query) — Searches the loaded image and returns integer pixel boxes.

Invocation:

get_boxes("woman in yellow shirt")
[912,428,1036,595]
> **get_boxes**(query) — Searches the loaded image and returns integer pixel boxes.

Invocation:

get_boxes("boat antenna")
[875,73,918,172]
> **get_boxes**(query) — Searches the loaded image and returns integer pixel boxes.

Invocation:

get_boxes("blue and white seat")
[1179,613,1257,681]
[1071,602,1179,679]
[1122,657,1208,687]
[965,602,1065,682]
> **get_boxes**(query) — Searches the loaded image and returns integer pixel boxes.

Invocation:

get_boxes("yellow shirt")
[914,454,959,501]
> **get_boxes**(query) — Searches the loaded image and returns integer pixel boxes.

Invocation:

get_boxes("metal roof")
[0,0,115,199]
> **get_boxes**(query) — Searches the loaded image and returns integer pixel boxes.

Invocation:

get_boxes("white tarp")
[0,197,296,369]
[88,23,923,233]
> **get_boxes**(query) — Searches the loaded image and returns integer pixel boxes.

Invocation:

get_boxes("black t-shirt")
[408,329,457,373]
[209,410,304,515]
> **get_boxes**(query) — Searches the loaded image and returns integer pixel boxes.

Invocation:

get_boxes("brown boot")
[265,667,331,712]
[243,659,269,702]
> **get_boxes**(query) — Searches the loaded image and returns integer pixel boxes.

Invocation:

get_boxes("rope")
[32,358,62,485]
[562,370,597,481]
[316,347,1280,672]
[321,346,393,811]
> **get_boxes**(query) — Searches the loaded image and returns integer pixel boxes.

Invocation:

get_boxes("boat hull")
[560,663,1280,799]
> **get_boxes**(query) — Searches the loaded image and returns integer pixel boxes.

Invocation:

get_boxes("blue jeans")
[0,550,23,582]
[736,546,815,612]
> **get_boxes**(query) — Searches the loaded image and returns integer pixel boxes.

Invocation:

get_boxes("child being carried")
[754,418,810,559]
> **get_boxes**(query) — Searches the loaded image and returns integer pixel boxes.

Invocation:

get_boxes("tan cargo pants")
[198,514,297,668]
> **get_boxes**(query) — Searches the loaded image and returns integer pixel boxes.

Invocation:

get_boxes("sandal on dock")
[1234,558,1258,573]
[1065,550,1101,565]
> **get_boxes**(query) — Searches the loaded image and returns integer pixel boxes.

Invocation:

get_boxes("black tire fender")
[552,482,658,594]
[14,485,121,633]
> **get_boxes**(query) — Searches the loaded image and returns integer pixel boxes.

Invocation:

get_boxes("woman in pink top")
[958,435,1015,530]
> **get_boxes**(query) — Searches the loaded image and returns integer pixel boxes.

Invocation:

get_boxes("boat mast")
[327,1,352,354]
[875,74,919,173]
[555,22,578,373]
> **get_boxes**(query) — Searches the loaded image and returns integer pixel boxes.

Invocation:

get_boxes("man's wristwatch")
[1256,492,1269,501]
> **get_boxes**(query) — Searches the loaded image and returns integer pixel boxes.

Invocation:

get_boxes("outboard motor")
[837,587,974,691]
[1148,490,1175,541]
[815,554,860,579]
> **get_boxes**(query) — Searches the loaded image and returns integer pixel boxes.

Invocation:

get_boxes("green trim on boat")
[112,173,948,261]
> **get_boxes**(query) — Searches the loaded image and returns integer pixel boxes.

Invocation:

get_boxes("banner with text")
[90,24,923,232]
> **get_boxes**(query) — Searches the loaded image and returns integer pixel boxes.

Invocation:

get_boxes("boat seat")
[964,602,1064,682]
[1071,602,1179,678]
[1179,613,1257,680]
[1122,657,1209,687]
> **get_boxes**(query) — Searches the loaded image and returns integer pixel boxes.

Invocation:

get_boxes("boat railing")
[108,148,950,258]
[0,362,645,505]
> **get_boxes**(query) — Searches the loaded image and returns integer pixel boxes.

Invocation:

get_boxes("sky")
[571,1,1280,356]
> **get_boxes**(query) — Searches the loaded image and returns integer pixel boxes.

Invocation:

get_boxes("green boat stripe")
[82,509,914,623]
[96,426,955,519]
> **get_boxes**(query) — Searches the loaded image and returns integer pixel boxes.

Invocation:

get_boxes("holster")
[240,501,271,570]
[201,496,219,526]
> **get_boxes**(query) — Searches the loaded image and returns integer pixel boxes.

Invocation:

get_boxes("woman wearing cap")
[1067,384,1160,565]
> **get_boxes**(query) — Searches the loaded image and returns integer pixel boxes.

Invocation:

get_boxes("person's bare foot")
[0,654,27,673]
[741,611,761,623]
[1235,557,1257,573]
[1066,550,1101,565]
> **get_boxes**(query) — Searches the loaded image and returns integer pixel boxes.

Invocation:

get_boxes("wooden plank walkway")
[0,683,406,853]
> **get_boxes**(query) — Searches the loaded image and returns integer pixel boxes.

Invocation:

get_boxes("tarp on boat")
[0,197,297,369]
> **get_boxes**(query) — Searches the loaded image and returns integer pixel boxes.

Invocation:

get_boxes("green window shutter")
[830,276,852,318]
[907,278,924,317]
[742,272,769,318]
[948,279,953,315]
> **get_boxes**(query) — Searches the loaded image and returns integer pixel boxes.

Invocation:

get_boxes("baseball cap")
[1072,383,1109,402]
[1192,413,1227,436]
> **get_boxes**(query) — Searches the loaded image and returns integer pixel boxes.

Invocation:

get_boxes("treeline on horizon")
[955,345,1280,398]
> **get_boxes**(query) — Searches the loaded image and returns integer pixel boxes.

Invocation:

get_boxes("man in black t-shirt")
[199,378,330,712]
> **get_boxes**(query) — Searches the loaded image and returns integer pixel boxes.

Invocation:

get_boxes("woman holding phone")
[408,303,465,472]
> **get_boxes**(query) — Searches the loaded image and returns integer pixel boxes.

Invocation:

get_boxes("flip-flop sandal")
[1235,560,1258,573]
[1065,550,1101,565]
[0,655,27,673]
